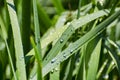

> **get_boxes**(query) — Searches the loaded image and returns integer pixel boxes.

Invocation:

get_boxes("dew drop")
[70,49,73,53]
[111,61,114,65]
[60,39,64,43]
[55,68,58,72]
[51,58,57,63]
[51,69,54,74]
[103,74,109,79]
[63,55,66,58]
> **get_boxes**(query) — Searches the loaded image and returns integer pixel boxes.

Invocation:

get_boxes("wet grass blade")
[42,10,120,76]
[26,10,108,57]
[50,66,60,80]
[43,25,75,66]
[6,0,27,80]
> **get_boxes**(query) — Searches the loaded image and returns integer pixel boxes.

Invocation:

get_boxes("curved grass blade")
[6,0,27,80]
[33,0,43,79]
[105,45,120,76]
[96,59,108,79]
[42,10,120,76]
[26,10,109,57]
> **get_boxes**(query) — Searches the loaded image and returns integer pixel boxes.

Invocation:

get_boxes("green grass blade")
[86,39,102,80]
[42,10,120,76]
[50,66,60,80]
[22,0,31,54]
[77,0,82,19]
[37,1,51,34]
[51,0,64,14]
[26,10,108,57]
[43,25,75,66]
[105,45,120,76]
[96,59,108,79]
[75,47,85,80]
[30,37,42,80]
[0,14,17,80]
[6,0,27,80]
[63,55,75,80]
[33,0,43,79]
[5,40,17,80]
[0,15,7,40]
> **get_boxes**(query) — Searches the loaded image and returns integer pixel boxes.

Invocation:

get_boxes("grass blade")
[77,0,82,19]
[5,40,17,80]
[37,2,52,34]
[105,45,120,76]
[22,0,31,54]
[27,10,108,57]
[43,25,75,66]
[0,14,17,80]
[6,0,27,80]
[86,39,102,80]
[33,0,43,79]
[42,10,120,76]
[51,0,64,14]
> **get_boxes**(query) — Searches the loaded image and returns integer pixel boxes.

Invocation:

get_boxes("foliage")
[0,0,120,80]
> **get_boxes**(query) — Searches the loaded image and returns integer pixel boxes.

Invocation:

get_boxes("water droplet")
[63,55,66,58]
[103,74,109,79]
[55,68,58,72]
[70,49,73,53]
[51,69,54,74]
[60,39,64,43]
[111,61,114,65]
[66,22,70,26]
[51,58,57,63]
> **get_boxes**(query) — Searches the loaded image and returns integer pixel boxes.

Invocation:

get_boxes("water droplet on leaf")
[51,69,54,74]
[70,49,73,53]
[60,39,64,43]
[51,58,57,63]
[103,74,109,79]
